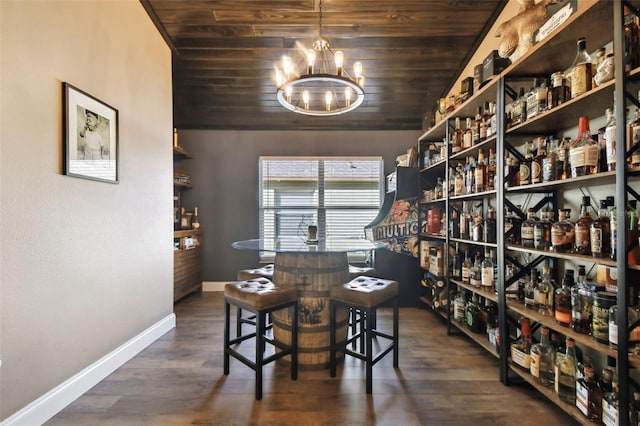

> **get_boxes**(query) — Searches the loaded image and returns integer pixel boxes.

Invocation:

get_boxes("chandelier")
[274,0,365,116]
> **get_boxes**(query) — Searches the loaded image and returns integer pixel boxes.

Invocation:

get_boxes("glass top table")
[231,237,385,253]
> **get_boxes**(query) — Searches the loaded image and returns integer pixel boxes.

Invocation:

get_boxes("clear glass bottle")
[548,71,570,109]
[523,272,536,309]
[505,207,520,245]
[489,101,498,137]
[470,251,482,288]
[487,148,497,191]
[465,155,475,194]
[472,206,484,242]
[576,366,602,421]
[191,206,200,229]
[454,163,465,196]
[551,208,575,253]
[575,196,593,255]
[555,337,577,404]
[555,269,574,327]
[521,207,538,248]
[461,249,472,284]
[558,137,571,179]
[453,290,466,323]
[474,106,483,144]
[570,116,599,177]
[605,106,616,171]
[572,265,593,335]
[591,199,611,258]
[481,249,495,292]
[542,138,558,183]
[451,243,461,279]
[537,265,555,316]
[570,38,593,99]
[530,326,554,386]
[520,140,533,185]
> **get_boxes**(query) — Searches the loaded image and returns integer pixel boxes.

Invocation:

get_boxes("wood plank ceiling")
[142,0,506,131]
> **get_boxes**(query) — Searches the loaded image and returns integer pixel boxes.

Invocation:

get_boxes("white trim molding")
[1,314,176,426]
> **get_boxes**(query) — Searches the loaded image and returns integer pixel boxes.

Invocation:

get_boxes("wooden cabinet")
[173,142,202,302]
[415,1,640,423]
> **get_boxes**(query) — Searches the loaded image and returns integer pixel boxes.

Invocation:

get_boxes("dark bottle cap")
[582,195,591,205]
[606,196,614,206]
[600,200,608,209]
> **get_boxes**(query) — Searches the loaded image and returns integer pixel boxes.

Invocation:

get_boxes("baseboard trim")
[1,313,176,426]
[202,281,226,292]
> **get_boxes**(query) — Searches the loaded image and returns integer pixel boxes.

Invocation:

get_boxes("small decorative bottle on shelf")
[555,337,577,404]
[554,269,574,327]
[191,206,200,230]
[569,38,593,99]
[569,116,599,178]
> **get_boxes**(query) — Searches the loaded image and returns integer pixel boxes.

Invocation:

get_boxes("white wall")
[0,0,174,420]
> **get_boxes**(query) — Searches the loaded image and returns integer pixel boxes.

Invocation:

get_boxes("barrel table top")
[232,237,385,253]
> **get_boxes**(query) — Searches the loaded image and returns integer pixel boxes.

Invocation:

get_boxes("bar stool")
[235,264,275,338]
[224,277,298,400]
[347,265,377,349]
[329,276,399,394]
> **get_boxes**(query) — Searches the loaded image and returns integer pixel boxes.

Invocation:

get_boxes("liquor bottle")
[482,101,491,139]
[555,337,577,404]
[521,208,538,248]
[601,372,618,426]
[449,207,460,239]
[191,206,200,229]
[481,249,495,292]
[610,196,617,261]
[572,265,593,335]
[558,137,571,179]
[511,88,525,126]
[452,117,463,155]
[516,317,533,357]
[542,138,557,183]
[459,205,469,240]
[520,140,533,185]
[554,269,574,327]
[591,199,611,258]
[534,208,553,251]
[465,294,484,333]
[451,243,461,279]
[454,163,465,196]
[570,116,599,177]
[471,207,483,242]
[487,149,497,190]
[625,5,640,71]
[576,366,602,421]
[570,38,593,99]
[505,154,520,188]
[548,72,570,109]
[489,101,498,137]
[465,155,475,194]
[473,106,483,144]
[530,326,554,386]
[551,208,575,253]
[604,106,616,171]
[575,196,593,255]
[531,136,546,184]
[453,290,466,322]
[523,272,536,309]
[537,265,555,316]
[628,96,640,167]
[474,150,487,193]
[435,177,444,199]
[504,207,520,245]
[484,206,497,244]
[470,251,482,288]
[462,117,473,150]
[461,249,472,284]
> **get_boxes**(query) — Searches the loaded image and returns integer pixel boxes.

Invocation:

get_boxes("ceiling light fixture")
[274,0,365,116]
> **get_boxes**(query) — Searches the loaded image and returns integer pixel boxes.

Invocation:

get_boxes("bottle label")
[481,266,494,288]
[531,161,542,183]
[602,398,618,426]
[630,123,640,151]
[521,225,534,241]
[571,63,592,98]
[520,163,530,184]
[530,352,540,378]
[575,227,590,250]
[542,158,554,182]
[555,310,572,324]
[590,228,603,254]
[609,321,618,345]
[606,125,616,167]
[569,146,585,168]
[462,266,470,283]
[551,226,575,247]
[575,380,589,416]
[584,145,599,167]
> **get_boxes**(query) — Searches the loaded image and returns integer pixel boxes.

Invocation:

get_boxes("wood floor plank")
[47,291,578,425]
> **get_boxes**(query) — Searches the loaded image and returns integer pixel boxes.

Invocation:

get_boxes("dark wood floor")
[48,292,577,425]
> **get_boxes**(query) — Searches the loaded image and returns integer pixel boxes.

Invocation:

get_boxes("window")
[259,157,383,261]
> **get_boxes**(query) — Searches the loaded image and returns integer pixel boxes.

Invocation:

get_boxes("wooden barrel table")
[271,252,350,369]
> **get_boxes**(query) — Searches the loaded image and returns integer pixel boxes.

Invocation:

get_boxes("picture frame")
[63,82,119,183]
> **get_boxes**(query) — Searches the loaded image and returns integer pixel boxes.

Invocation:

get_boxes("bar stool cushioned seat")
[235,264,275,337]
[348,265,376,280]
[224,277,298,400]
[329,276,399,394]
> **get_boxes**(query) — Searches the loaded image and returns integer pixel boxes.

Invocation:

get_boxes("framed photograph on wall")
[63,82,119,183]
